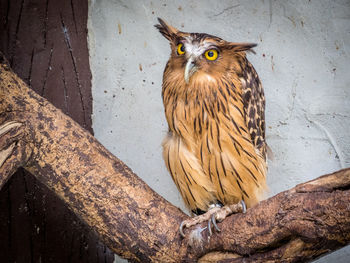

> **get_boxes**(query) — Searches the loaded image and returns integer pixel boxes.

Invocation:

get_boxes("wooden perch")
[1,51,350,262]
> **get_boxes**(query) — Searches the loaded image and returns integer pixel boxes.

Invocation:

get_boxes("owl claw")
[179,221,187,238]
[208,218,213,236]
[180,201,246,238]
[241,200,247,213]
[208,213,221,236]
[206,202,245,237]
[211,213,221,232]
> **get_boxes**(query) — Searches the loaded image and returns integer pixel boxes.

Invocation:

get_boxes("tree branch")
[1,51,349,262]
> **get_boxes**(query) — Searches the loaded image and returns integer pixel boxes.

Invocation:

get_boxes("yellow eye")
[204,49,218,61]
[177,43,185,55]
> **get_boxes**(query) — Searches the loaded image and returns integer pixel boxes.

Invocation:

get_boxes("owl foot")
[179,200,246,238]
[208,200,246,235]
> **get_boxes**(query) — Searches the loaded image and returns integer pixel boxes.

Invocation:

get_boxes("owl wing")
[240,60,266,159]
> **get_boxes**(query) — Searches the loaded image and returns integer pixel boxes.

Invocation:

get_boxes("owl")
[155,18,267,237]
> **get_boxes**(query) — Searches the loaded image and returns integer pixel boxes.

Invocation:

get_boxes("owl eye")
[177,43,185,55]
[204,49,218,61]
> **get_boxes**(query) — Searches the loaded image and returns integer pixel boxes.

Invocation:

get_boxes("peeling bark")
[1,52,350,262]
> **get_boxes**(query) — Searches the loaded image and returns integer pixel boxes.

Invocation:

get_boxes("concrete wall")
[88,0,350,262]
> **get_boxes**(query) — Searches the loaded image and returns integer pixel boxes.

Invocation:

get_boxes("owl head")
[155,18,256,84]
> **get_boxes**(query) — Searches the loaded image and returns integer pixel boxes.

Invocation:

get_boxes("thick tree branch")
[0,51,350,262]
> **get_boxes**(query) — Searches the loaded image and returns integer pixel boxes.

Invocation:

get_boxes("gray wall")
[88,0,350,262]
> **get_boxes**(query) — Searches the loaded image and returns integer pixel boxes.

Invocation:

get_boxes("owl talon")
[211,213,221,232]
[241,200,247,213]
[179,221,187,238]
[208,212,221,236]
[208,218,213,236]
[207,213,220,236]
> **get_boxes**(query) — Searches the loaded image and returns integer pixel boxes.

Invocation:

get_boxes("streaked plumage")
[155,18,267,217]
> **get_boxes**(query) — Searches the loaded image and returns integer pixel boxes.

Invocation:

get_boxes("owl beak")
[184,57,198,84]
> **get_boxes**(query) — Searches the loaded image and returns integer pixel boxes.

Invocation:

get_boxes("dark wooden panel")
[0,0,114,262]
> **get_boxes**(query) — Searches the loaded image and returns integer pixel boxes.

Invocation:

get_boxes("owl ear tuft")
[155,18,179,41]
[225,42,257,53]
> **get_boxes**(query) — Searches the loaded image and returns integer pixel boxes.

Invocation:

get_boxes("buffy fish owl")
[155,18,267,237]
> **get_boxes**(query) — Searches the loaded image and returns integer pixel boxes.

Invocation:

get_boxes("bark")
[1,52,350,262]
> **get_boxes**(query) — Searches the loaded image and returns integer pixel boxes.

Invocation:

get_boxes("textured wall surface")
[88,0,350,262]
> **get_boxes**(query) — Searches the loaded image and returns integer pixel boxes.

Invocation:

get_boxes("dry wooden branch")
[1,51,350,262]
